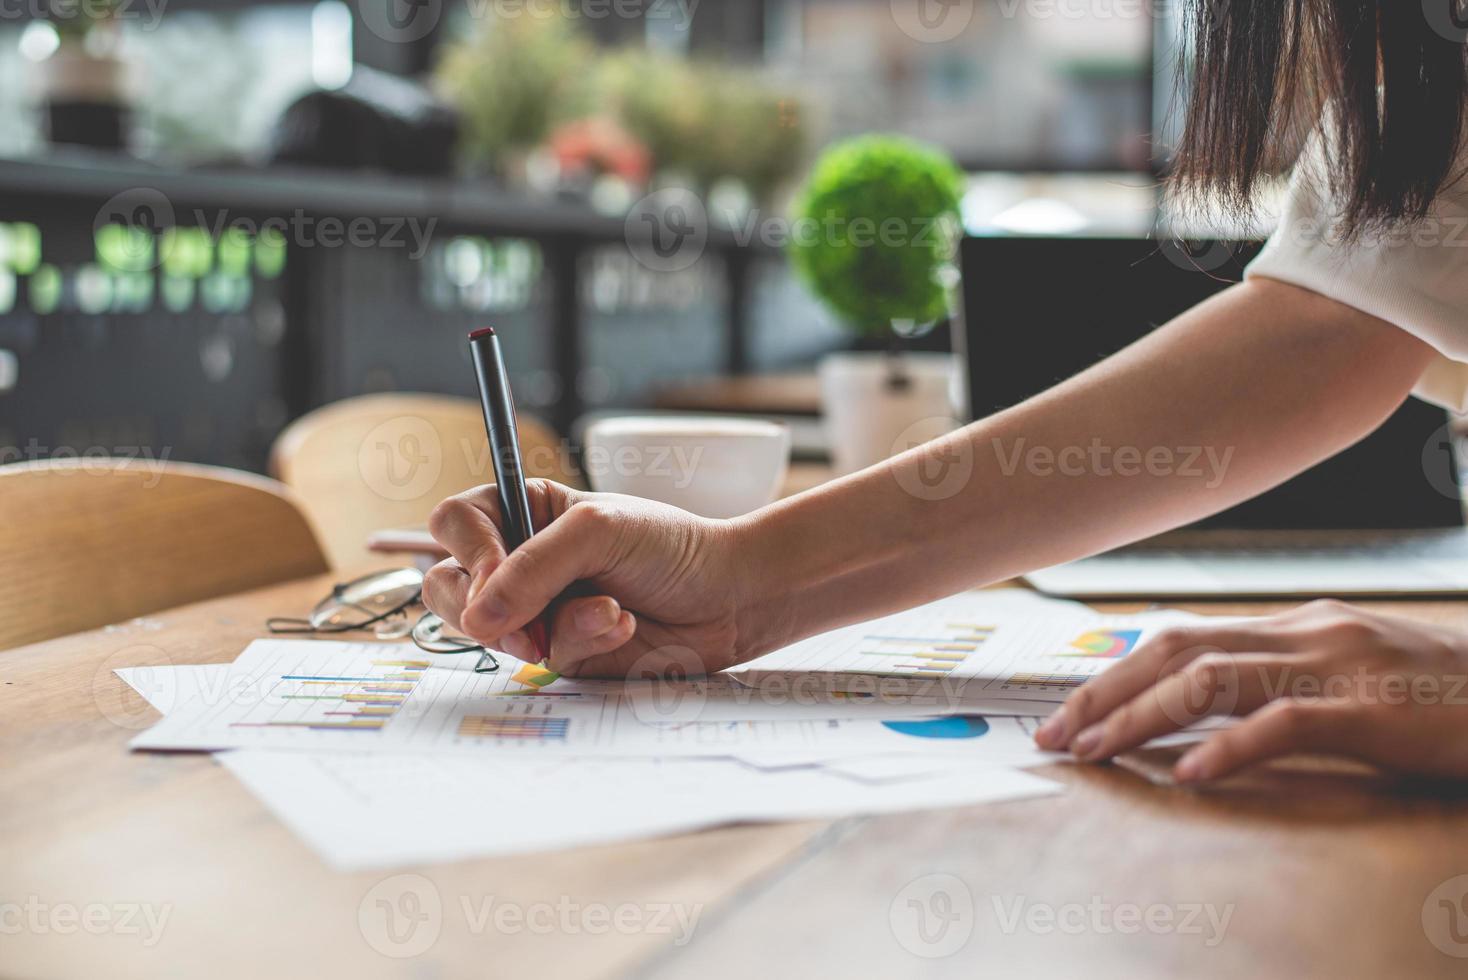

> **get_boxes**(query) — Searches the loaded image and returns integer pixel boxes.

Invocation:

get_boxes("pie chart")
[1062,629,1142,658]
[880,716,990,739]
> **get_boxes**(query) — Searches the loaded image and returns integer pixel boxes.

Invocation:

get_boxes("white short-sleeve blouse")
[1245,134,1468,412]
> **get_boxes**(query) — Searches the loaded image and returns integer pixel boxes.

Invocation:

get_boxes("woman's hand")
[421,481,757,678]
[1033,600,1468,782]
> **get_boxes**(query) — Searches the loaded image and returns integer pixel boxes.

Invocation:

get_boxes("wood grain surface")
[5,574,1468,980]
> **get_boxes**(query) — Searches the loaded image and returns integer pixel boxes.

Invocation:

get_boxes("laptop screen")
[959,236,1463,530]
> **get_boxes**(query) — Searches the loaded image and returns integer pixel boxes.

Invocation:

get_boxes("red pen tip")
[527,618,551,664]
[468,326,496,340]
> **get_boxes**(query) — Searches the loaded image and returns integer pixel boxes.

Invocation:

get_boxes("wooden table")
[652,373,823,418]
[6,572,1468,979]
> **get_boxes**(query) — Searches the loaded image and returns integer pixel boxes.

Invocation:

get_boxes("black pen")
[468,326,551,663]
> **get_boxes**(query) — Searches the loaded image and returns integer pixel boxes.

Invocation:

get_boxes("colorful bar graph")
[860,651,965,662]
[231,656,433,735]
[233,719,387,731]
[844,669,952,681]
[852,621,998,679]
[457,716,570,740]
[1001,671,1090,690]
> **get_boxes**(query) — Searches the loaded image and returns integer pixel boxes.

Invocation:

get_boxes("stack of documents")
[124,590,1205,870]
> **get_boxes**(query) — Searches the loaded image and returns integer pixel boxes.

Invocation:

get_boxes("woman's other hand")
[1033,600,1468,782]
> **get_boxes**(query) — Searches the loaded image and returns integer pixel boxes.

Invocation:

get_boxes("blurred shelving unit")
[0,151,837,471]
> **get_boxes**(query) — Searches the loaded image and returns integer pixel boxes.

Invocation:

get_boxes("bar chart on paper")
[127,639,533,752]
[130,639,1056,762]
[733,591,1204,704]
[230,657,432,733]
[996,629,1145,692]
[852,623,996,681]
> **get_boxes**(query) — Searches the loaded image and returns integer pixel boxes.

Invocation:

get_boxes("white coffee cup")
[581,416,790,518]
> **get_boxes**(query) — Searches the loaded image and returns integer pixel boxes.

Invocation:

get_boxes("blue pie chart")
[881,716,990,739]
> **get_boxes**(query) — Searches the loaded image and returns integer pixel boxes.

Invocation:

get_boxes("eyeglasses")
[267,567,499,673]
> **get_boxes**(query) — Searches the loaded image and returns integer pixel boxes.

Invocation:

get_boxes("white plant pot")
[818,351,960,475]
[34,47,129,104]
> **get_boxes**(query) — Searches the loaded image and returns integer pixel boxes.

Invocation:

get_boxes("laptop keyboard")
[1120,528,1468,560]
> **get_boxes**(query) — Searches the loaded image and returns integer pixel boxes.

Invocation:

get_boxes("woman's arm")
[733,276,1437,656]
[422,277,1436,677]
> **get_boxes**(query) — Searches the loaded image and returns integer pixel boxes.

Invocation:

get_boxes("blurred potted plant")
[788,135,965,474]
[596,49,707,189]
[436,12,591,182]
[546,116,652,206]
[598,50,805,208]
[36,0,131,150]
[694,67,806,220]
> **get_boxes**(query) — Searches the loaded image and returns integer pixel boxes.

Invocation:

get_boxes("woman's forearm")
[731,277,1437,656]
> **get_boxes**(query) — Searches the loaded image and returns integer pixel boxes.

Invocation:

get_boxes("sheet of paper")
[216,750,1062,871]
[117,664,1064,867]
[114,663,247,717]
[128,641,1061,766]
[732,589,1207,702]
[113,663,1057,722]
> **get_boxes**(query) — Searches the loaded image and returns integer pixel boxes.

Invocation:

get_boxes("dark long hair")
[1171,0,1468,237]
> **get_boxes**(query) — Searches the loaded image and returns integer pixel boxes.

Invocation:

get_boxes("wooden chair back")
[270,392,577,569]
[0,459,329,650]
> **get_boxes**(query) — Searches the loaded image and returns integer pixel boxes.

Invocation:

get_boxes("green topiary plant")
[788,135,965,347]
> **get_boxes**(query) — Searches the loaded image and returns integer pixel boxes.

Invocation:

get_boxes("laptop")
[958,236,1468,598]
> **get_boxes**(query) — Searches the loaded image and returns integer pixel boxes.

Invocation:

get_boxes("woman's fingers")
[460,503,618,643]
[557,636,708,681]
[422,558,471,632]
[543,596,637,672]
[1069,654,1295,761]
[1035,621,1296,748]
[428,489,509,589]
[427,481,585,593]
[420,560,540,662]
[1173,699,1363,783]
